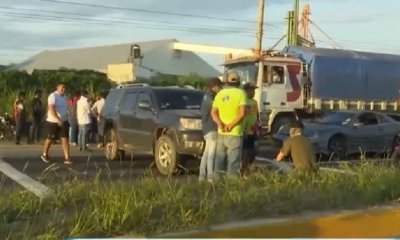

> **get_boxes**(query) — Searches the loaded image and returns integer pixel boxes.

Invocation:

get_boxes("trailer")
[222,46,400,134]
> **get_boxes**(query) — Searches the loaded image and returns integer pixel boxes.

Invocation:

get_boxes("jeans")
[199,131,217,181]
[78,124,89,149]
[69,122,78,144]
[29,117,42,143]
[14,117,26,144]
[214,134,243,179]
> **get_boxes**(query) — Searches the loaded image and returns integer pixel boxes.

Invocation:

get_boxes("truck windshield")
[153,89,204,110]
[225,63,258,84]
[318,112,356,125]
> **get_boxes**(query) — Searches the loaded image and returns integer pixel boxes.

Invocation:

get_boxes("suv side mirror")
[138,100,151,110]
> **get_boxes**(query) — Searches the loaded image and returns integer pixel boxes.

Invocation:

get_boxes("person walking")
[241,82,261,180]
[68,91,80,146]
[13,91,27,145]
[40,82,72,164]
[91,92,106,148]
[29,89,43,144]
[199,77,222,182]
[275,120,318,175]
[77,90,92,151]
[211,71,247,179]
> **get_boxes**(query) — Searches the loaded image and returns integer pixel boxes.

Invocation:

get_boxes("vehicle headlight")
[180,118,202,130]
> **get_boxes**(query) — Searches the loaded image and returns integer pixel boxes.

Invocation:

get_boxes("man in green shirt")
[276,120,318,174]
[242,82,260,180]
[211,71,247,179]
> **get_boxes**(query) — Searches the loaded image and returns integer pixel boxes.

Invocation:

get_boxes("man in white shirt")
[41,83,72,164]
[91,92,107,148]
[77,90,92,151]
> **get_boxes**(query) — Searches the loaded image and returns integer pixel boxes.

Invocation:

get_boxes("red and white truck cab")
[223,52,308,134]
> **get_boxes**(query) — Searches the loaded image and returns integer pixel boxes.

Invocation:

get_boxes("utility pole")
[293,0,299,44]
[287,0,300,46]
[255,0,265,57]
[254,0,265,122]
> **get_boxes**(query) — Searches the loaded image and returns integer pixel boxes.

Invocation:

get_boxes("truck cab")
[223,53,308,134]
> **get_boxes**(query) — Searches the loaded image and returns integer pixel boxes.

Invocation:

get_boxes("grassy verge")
[1,163,400,239]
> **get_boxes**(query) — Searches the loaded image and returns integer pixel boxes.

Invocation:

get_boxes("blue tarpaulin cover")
[284,46,400,101]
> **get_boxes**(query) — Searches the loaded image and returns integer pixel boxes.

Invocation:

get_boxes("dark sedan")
[273,111,400,158]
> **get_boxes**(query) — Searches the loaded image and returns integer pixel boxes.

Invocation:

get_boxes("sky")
[0,0,399,71]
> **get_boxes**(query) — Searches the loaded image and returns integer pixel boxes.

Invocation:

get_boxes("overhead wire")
[0,5,285,35]
[39,0,285,31]
[3,1,400,53]
[0,11,289,44]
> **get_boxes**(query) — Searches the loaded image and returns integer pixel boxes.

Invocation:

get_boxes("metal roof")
[15,39,220,78]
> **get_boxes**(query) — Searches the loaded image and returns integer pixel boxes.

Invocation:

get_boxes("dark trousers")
[242,134,257,176]
[15,117,26,144]
[29,117,42,143]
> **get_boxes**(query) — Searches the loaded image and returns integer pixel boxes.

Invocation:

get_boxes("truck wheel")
[271,115,295,135]
[155,135,180,176]
[327,135,347,161]
[104,128,125,161]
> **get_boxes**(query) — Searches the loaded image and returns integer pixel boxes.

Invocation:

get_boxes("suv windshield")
[318,112,356,125]
[153,89,204,110]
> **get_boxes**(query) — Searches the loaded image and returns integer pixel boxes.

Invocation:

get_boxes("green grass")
[1,163,400,239]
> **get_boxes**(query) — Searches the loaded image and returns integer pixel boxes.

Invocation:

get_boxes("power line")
[0,11,255,36]
[1,12,277,42]
[309,20,343,49]
[0,5,287,35]
[39,0,285,31]
[0,5,287,39]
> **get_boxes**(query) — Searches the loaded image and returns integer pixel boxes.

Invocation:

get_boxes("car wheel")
[327,135,347,161]
[392,135,400,148]
[155,135,180,176]
[104,128,125,161]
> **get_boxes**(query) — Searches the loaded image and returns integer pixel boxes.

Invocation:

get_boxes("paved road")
[0,142,279,190]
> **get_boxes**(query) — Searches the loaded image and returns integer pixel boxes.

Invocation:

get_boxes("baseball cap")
[242,82,259,90]
[226,71,240,83]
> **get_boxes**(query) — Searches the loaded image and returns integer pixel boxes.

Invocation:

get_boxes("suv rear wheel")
[155,135,180,176]
[104,128,125,161]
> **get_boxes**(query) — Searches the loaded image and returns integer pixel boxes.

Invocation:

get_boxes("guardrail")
[151,205,400,238]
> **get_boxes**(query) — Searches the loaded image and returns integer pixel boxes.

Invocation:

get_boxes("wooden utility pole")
[255,0,265,57]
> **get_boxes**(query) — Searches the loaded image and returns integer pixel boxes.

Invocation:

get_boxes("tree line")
[0,68,207,117]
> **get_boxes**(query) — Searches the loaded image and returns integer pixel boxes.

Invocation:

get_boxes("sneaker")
[64,158,73,165]
[40,154,50,163]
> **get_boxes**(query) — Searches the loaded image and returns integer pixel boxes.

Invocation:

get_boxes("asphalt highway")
[0,142,279,192]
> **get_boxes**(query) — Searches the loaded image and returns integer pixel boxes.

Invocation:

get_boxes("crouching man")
[275,120,318,175]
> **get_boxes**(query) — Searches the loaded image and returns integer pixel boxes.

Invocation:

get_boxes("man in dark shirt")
[275,120,318,174]
[30,89,43,144]
[199,77,222,182]
[14,91,27,145]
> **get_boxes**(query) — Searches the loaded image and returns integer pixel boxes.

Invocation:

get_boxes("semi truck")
[222,46,400,134]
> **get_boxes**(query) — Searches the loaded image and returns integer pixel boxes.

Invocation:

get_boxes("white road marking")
[0,158,54,199]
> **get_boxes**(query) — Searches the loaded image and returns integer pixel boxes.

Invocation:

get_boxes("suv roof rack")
[115,83,150,89]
